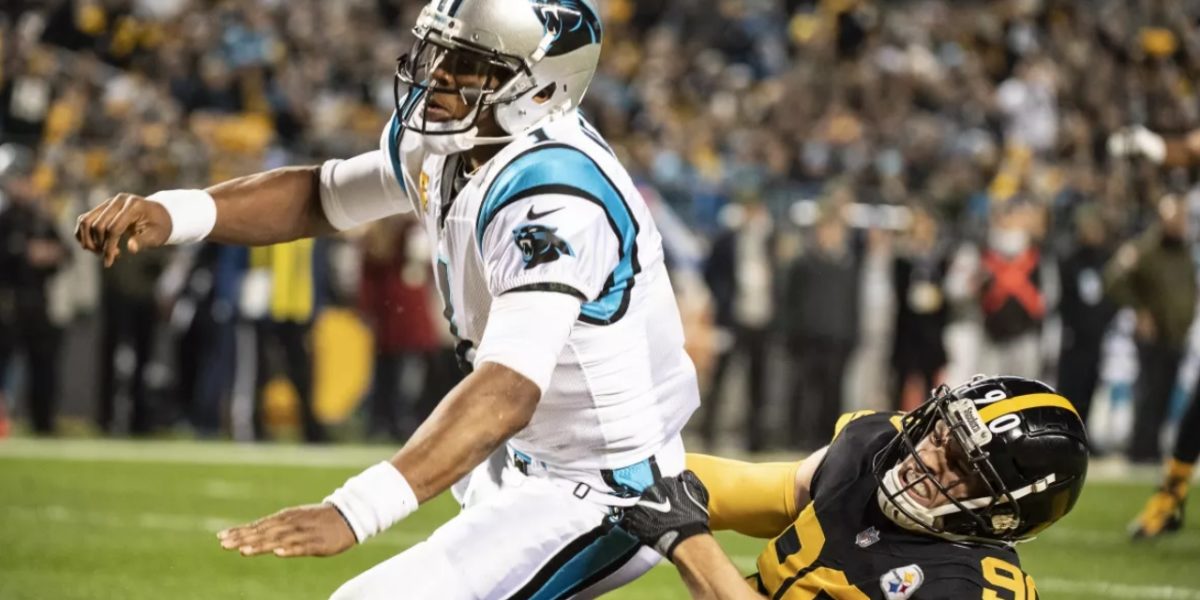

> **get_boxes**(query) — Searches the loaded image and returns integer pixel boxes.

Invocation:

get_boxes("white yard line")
[1036,526,1200,551]
[2,503,427,547]
[200,479,258,500]
[0,438,391,468]
[6,504,240,534]
[0,438,1176,484]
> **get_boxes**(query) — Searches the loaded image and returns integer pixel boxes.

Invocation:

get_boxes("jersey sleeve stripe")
[504,282,588,301]
[477,144,641,324]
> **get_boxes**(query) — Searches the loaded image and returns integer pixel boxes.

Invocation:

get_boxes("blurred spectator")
[157,242,238,437]
[702,198,777,451]
[890,206,949,411]
[1056,204,1118,433]
[976,199,1046,379]
[98,232,169,435]
[0,144,69,435]
[247,239,329,443]
[358,216,440,441]
[995,59,1059,156]
[782,206,860,451]
[1106,194,1196,464]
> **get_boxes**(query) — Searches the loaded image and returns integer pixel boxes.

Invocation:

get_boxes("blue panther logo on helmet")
[530,0,602,57]
[513,223,575,269]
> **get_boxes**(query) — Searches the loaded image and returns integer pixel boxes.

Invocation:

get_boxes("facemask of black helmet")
[872,379,1084,544]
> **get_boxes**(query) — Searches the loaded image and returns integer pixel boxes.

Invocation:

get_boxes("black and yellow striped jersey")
[751,411,1039,600]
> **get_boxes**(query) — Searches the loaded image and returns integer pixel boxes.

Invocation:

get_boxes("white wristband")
[146,189,217,245]
[324,462,419,543]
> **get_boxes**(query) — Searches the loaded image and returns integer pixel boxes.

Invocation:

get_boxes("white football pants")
[330,436,684,600]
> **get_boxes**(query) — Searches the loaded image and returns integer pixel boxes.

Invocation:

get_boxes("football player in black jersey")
[621,375,1089,599]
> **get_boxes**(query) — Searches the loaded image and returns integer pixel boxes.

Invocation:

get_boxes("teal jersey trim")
[476,144,640,325]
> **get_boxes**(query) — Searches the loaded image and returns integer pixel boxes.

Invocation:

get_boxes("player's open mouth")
[902,466,933,503]
[424,98,456,121]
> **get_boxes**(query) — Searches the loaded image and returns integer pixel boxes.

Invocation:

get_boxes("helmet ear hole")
[534,83,557,103]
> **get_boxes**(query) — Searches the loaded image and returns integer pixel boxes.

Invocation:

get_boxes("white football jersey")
[369,110,699,473]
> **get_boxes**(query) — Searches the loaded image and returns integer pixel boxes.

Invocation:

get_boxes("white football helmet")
[393,0,603,151]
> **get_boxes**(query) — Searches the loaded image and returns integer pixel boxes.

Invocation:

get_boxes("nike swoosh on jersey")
[526,206,564,220]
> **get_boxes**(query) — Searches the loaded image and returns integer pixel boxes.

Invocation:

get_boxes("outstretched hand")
[75,193,172,267]
[217,503,356,558]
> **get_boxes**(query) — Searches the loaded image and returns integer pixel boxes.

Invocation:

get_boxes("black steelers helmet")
[873,375,1089,544]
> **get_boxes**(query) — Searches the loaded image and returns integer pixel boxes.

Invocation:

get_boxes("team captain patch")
[880,564,924,600]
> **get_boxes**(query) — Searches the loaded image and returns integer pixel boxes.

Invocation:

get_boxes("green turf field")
[1,439,1198,599]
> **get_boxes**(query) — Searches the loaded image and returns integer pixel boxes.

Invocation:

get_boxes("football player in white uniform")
[74,1,700,598]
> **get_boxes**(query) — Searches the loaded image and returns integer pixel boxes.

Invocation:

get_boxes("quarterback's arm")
[217,290,579,557]
[686,448,827,539]
[388,290,579,502]
[211,149,410,242]
[76,150,407,265]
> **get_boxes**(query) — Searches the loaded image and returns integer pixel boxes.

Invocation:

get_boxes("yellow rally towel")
[250,240,315,323]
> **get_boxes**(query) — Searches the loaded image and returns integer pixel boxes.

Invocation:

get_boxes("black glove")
[620,470,711,560]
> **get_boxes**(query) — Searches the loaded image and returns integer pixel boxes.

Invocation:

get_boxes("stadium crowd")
[1,0,1200,471]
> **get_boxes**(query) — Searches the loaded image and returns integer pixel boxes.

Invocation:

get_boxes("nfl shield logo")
[856,527,880,548]
[880,564,925,600]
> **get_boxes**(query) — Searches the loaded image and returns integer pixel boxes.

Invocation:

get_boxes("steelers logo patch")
[880,564,924,600]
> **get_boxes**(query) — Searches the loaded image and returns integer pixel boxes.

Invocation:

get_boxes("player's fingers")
[217,520,276,548]
[218,522,282,549]
[92,196,128,247]
[267,531,324,558]
[221,529,278,553]
[75,198,116,252]
[218,505,315,550]
[100,197,138,267]
[73,214,91,250]
[237,525,307,556]
[94,197,128,264]
[217,526,258,550]
[224,518,302,552]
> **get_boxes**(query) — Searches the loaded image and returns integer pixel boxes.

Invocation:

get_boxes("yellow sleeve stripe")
[978,393,1078,423]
